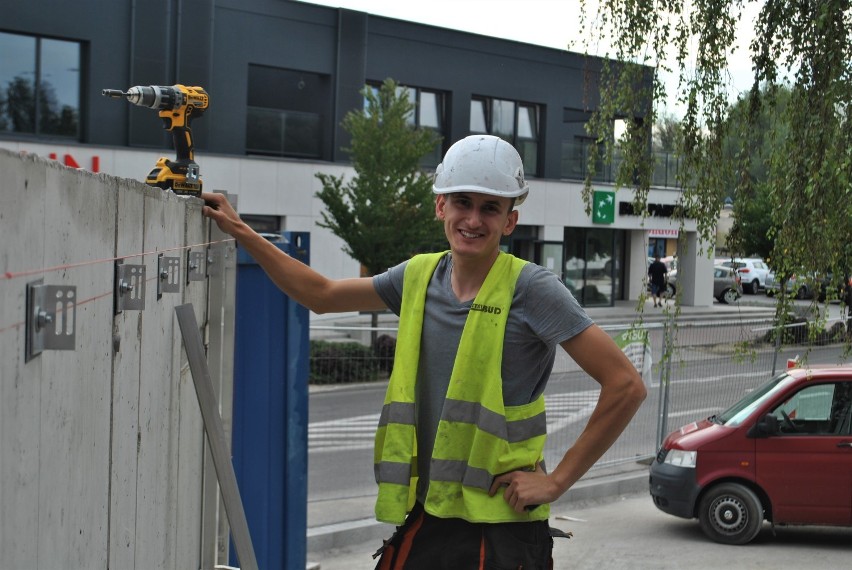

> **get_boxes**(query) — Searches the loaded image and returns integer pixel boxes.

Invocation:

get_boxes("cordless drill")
[103,85,209,196]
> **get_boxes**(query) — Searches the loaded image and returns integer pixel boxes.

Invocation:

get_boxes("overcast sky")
[298,0,762,118]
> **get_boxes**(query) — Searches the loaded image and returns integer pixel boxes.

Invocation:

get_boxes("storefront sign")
[593,190,615,224]
[648,229,679,238]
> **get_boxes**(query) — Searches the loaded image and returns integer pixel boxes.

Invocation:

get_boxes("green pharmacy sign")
[593,190,615,224]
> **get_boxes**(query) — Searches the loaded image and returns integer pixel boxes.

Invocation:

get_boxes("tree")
[724,86,790,260]
[663,85,789,261]
[581,1,852,328]
[0,77,78,136]
[652,112,682,152]
[315,78,446,277]
[6,77,36,133]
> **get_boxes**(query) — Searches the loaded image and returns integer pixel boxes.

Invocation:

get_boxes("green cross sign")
[593,190,615,224]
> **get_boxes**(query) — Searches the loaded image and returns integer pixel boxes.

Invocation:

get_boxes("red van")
[649,366,852,544]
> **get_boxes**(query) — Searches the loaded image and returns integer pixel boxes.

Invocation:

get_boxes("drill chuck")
[128,86,183,110]
[101,85,184,110]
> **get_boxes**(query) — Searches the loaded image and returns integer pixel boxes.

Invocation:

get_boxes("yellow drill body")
[103,85,209,196]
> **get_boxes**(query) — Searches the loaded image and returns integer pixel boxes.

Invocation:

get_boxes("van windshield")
[717,373,796,427]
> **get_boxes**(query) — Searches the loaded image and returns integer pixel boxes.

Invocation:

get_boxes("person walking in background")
[202,135,646,569]
[648,254,668,307]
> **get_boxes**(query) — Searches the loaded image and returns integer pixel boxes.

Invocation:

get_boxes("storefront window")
[564,227,625,307]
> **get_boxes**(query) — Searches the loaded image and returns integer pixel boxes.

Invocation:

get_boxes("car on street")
[765,270,805,299]
[765,270,852,302]
[717,258,771,294]
[666,265,742,304]
[649,365,852,545]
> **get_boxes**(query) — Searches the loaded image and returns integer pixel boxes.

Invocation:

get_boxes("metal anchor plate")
[158,254,181,297]
[187,250,205,283]
[115,261,146,313]
[26,279,77,362]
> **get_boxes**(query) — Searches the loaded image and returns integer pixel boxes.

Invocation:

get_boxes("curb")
[306,466,649,556]
[307,516,393,555]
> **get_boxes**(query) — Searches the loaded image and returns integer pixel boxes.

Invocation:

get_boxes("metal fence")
[308,315,852,497]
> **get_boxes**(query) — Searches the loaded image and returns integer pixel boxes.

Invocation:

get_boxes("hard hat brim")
[432,184,529,205]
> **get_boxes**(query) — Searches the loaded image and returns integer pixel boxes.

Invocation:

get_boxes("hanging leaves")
[582,0,852,322]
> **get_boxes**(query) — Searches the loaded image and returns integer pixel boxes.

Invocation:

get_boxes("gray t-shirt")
[372,253,593,499]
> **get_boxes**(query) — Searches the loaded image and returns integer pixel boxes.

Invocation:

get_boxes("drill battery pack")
[146,156,202,197]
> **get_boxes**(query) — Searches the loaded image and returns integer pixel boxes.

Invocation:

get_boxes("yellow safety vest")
[374,251,549,524]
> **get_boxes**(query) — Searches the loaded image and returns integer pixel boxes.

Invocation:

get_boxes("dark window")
[241,214,281,234]
[562,137,609,181]
[469,96,540,176]
[246,66,329,158]
[0,32,81,139]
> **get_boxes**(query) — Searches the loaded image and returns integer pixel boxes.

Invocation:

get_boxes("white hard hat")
[433,135,529,205]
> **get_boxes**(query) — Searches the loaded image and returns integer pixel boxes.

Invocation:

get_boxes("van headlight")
[663,450,697,468]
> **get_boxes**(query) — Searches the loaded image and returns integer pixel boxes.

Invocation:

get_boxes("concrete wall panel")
[36,162,115,566]
[174,201,208,568]
[0,148,235,569]
[109,175,146,569]
[0,152,47,566]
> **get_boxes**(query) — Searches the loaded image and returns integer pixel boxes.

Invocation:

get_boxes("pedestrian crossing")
[308,389,602,454]
[543,389,601,433]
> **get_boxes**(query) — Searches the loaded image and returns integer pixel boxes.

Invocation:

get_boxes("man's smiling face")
[436,192,518,261]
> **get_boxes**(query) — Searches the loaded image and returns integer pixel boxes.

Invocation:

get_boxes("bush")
[374,334,396,374]
[762,314,849,346]
[763,314,808,345]
[310,340,380,384]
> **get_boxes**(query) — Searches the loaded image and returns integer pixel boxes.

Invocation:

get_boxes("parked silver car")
[667,265,742,304]
[713,265,744,303]
[766,270,852,302]
[764,271,813,299]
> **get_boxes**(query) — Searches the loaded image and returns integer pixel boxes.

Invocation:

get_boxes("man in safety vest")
[202,135,646,569]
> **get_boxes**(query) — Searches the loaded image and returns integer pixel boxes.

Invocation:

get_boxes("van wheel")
[698,483,763,545]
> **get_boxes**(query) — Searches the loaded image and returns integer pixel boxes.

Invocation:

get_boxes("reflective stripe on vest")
[373,253,441,524]
[374,252,549,525]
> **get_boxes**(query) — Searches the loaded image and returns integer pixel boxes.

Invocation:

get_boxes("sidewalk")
[307,460,652,566]
[309,485,852,570]
[310,297,779,341]
[586,297,776,325]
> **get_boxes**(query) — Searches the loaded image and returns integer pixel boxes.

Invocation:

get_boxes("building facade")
[1,0,714,310]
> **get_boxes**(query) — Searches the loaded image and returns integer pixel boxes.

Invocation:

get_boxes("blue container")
[232,232,310,569]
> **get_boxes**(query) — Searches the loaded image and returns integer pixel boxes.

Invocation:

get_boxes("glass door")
[582,228,614,306]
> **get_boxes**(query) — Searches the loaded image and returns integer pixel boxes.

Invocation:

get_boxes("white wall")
[0,141,704,306]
